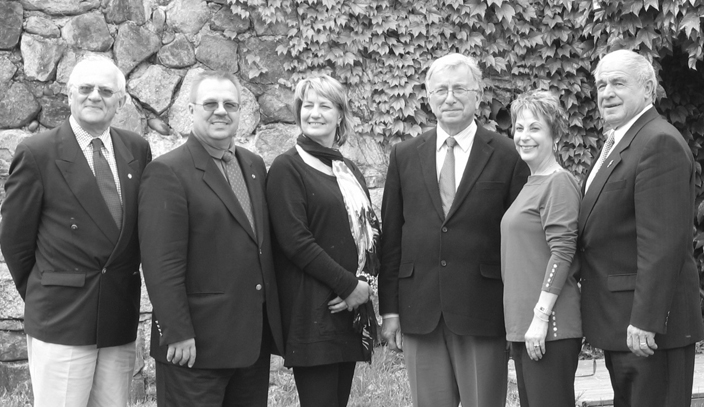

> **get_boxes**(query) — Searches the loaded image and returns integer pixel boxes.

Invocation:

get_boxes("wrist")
[533,306,550,322]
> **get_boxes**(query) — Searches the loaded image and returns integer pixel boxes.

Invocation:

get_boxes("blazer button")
[71,224,78,230]
[440,260,447,267]
[255,284,262,290]
[441,227,448,233]
[101,268,107,274]
[580,247,586,252]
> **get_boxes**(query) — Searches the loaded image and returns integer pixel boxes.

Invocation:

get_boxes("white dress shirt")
[585,104,653,192]
[436,120,477,191]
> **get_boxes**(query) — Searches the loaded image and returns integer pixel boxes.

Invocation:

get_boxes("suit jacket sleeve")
[631,132,693,333]
[139,160,195,345]
[0,143,44,300]
[266,154,359,300]
[378,143,403,315]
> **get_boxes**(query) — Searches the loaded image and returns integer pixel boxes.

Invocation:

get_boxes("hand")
[342,280,371,311]
[328,296,348,314]
[626,325,657,357]
[524,317,549,361]
[167,338,196,368]
[382,316,403,352]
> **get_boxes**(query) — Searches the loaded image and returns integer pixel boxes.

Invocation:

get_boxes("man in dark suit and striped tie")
[0,55,152,406]
[138,71,284,407]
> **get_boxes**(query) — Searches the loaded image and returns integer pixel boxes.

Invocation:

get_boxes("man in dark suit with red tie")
[579,49,704,407]
[378,53,529,407]
[0,56,152,406]
[138,71,284,407]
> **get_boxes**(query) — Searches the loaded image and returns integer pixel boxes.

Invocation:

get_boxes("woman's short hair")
[189,71,242,103]
[510,90,568,143]
[293,75,354,146]
[425,53,484,94]
[67,55,126,94]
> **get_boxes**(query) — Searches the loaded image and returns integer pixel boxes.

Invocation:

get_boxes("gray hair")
[67,55,126,94]
[594,49,657,101]
[425,53,484,94]
[292,74,354,146]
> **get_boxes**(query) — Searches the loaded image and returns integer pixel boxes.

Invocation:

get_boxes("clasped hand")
[328,280,371,313]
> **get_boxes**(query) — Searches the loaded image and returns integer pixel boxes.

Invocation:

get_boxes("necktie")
[439,137,457,216]
[592,130,615,178]
[222,150,255,232]
[91,138,122,229]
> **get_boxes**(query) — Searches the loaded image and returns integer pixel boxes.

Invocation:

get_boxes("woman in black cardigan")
[266,75,380,407]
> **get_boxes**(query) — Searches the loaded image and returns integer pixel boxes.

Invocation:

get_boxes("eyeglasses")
[194,101,241,113]
[75,85,120,98]
[429,87,477,99]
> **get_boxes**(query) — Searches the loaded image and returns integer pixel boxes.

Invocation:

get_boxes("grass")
[0,346,522,407]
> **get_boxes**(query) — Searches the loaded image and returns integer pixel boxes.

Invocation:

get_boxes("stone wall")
[0,0,388,401]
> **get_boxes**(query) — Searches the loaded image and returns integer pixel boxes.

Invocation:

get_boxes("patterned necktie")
[91,138,122,229]
[592,130,615,178]
[439,137,457,216]
[222,150,255,232]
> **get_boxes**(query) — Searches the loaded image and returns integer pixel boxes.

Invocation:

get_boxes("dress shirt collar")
[611,104,653,146]
[192,132,235,160]
[436,120,477,153]
[70,115,113,153]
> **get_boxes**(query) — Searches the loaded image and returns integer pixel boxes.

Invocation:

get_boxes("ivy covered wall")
[231,0,704,302]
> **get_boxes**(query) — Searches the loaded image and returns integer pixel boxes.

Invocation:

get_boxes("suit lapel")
[108,129,139,259]
[417,131,445,222]
[237,148,264,246]
[445,126,493,222]
[54,121,120,244]
[580,107,659,228]
[188,136,257,243]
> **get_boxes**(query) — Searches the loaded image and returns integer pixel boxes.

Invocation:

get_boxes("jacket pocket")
[607,273,637,292]
[41,271,86,287]
[480,264,501,280]
[398,263,414,278]
[603,180,627,191]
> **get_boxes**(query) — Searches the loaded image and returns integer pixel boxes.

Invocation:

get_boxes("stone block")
[0,83,41,129]
[211,5,249,34]
[239,37,292,85]
[258,86,295,124]
[251,8,293,36]
[38,95,71,128]
[0,331,28,362]
[0,2,24,50]
[127,65,181,114]
[19,0,100,15]
[25,16,61,38]
[112,95,145,136]
[195,35,239,73]
[157,34,195,69]
[106,0,147,25]
[253,122,299,167]
[62,13,114,52]
[166,0,211,35]
[55,48,113,86]
[114,22,161,76]
[0,360,31,395]
[20,34,66,81]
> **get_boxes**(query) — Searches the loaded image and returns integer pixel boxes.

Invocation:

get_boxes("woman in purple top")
[500,90,582,406]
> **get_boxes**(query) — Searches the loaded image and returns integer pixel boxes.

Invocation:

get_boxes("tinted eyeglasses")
[194,101,241,113]
[429,87,476,99]
[75,85,119,98]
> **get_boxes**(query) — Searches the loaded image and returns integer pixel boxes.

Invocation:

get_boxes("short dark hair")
[189,71,242,103]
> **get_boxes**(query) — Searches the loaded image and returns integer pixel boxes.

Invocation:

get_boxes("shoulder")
[147,142,190,169]
[544,170,581,201]
[269,147,300,171]
[17,126,61,152]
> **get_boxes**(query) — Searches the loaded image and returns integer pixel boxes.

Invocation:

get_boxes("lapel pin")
[252,174,256,179]
[607,160,613,168]
[128,173,133,179]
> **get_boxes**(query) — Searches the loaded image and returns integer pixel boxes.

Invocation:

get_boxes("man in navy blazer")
[379,53,529,407]
[579,49,704,406]
[0,56,151,406]
[138,71,284,407]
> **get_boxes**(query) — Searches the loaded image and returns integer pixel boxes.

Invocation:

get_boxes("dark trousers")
[155,318,273,407]
[293,361,357,407]
[605,343,696,407]
[511,338,581,407]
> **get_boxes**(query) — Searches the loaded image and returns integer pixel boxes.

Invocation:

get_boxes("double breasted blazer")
[379,125,529,336]
[579,107,704,351]
[0,120,152,347]
[138,135,284,369]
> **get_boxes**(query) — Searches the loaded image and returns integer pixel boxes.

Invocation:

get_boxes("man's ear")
[188,103,194,115]
[117,93,127,109]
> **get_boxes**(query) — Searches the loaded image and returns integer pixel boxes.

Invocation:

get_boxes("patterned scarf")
[296,135,380,359]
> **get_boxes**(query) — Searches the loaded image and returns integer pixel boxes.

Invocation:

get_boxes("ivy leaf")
[495,3,516,23]
[643,0,659,11]
[636,26,659,50]
[679,12,700,38]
